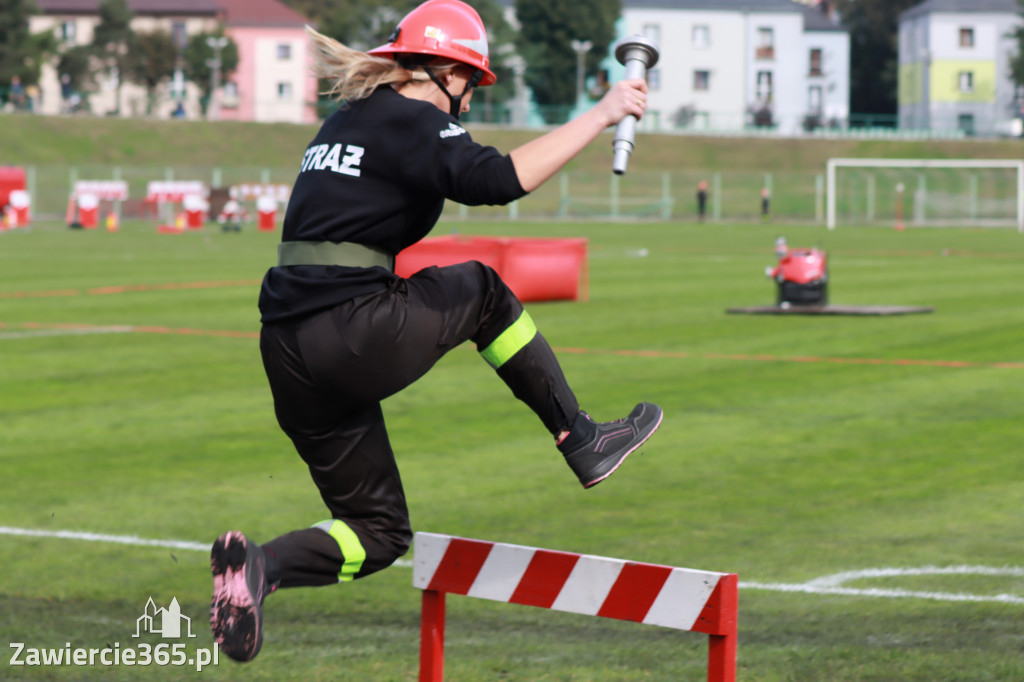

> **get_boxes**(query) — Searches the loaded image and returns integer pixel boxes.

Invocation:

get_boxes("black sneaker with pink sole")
[559,402,663,488]
[210,531,276,663]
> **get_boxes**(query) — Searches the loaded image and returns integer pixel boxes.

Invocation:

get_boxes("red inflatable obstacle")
[5,190,30,228]
[0,167,28,229]
[0,166,26,208]
[67,180,128,230]
[395,235,589,303]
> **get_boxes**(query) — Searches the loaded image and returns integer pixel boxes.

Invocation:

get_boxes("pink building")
[31,0,317,123]
[216,0,318,124]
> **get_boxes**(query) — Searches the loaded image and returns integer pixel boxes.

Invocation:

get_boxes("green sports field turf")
[1,219,1022,681]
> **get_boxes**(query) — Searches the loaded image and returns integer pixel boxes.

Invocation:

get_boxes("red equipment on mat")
[765,237,828,307]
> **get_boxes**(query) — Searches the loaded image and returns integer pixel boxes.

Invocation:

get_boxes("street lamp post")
[570,39,592,107]
[206,36,229,121]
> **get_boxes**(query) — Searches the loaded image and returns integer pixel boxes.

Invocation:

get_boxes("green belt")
[277,241,394,271]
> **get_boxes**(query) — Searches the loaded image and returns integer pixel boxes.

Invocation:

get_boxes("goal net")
[826,158,1024,232]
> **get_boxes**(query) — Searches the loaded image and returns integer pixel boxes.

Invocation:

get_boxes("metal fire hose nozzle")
[611,35,660,176]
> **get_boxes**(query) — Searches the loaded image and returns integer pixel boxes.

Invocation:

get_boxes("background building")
[216,0,318,124]
[495,0,850,134]
[898,0,1022,137]
[32,0,223,118]
[609,0,849,135]
[30,0,314,123]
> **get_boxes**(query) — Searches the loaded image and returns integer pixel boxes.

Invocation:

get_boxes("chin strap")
[422,67,484,119]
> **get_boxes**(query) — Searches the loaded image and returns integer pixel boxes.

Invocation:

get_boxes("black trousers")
[258,262,579,586]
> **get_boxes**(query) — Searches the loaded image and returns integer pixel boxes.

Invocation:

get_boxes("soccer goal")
[826,158,1024,232]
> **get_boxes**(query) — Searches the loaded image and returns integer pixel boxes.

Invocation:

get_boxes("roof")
[37,0,221,14]
[622,0,804,10]
[216,0,310,28]
[798,2,846,32]
[900,0,1019,21]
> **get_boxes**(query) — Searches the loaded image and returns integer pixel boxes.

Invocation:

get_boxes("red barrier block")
[395,235,505,276]
[501,238,587,302]
[395,236,587,303]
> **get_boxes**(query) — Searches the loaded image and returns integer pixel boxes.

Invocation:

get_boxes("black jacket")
[259,86,527,322]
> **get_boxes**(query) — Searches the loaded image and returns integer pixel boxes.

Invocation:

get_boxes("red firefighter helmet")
[368,0,497,86]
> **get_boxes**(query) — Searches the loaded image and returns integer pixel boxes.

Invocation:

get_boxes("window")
[172,22,187,51]
[756,71,773,101]
[60,20,76,44]
[958,113,975,135]
[693,25,710,49]
[643,24,661,46]
[756,27,774,60]
[959,27,974,48]
[808,85,823,113]
[809,48,823,76]
[277,82,293,100]
[958,71,974,93]
[277,43,292,60]
[693,70,710,91]
[647,68,661,91]
[222,81,239,107]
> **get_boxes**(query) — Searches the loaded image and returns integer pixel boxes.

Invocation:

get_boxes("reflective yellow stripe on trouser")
[314,520,366,582]
[479,310,537,369]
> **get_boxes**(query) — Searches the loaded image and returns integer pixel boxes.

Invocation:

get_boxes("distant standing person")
[761,187,771,222]
[8,76,26,111]
[25,83,40,113]
[60,74,73,114]
[696,180,708,222]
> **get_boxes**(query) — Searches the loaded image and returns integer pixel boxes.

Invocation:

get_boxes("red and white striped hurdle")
[412,532,738,681]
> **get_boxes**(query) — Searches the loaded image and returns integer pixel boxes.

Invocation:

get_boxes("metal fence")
[23,164,837,225]
[25,162,1022,228]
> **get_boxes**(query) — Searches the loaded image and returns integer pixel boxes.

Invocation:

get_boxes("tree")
[468,0,517,117]
[1008,0,1024,109]
[833,0,920,118]
[514,0,621,120]
[280,0,515,117]
[124,29,177,116]
[57,45,97,112]
[280,0,414,50]
[0,0,56,88]
[91,0,134,115]
[182,30,239,113]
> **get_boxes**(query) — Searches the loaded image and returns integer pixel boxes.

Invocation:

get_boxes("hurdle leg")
[419,589,446,682]
[706,574,738,682]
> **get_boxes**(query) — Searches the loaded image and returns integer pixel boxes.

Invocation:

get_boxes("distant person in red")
[209,0,663,663]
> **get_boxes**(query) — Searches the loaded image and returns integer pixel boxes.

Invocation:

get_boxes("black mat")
[727,305,935,316]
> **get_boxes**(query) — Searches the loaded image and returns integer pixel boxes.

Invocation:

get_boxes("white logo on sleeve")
[439,123,467,139]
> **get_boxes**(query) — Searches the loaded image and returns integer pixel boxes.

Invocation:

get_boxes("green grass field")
[1,218,1022,681]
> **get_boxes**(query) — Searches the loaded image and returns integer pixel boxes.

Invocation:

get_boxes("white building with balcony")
[606,0,849,134]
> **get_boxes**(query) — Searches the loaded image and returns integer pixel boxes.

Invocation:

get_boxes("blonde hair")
[307,26,460,103]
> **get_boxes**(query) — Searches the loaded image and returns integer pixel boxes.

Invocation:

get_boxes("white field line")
[0,326,134,340]
[740,565,1024,605]
[5,527,1023,602]
[3,527,1019,603]
[0,526,414,568]
[0,525,209,552]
